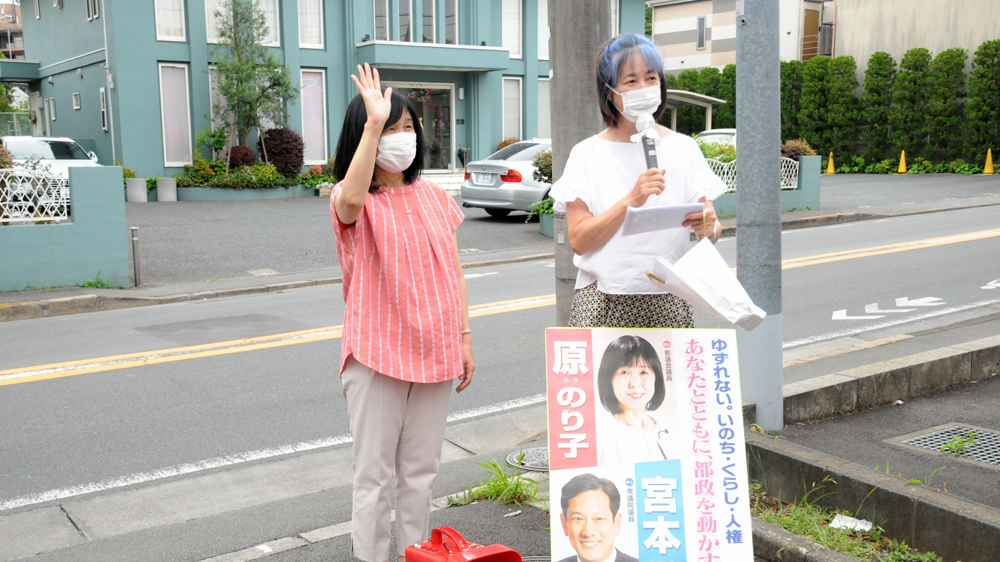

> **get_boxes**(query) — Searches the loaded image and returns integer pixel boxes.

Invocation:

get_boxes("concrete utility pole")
[550,0,615,326]
[734,0,783,430]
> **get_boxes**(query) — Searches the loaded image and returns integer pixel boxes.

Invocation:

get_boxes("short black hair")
[560,473,621,516]
[594,33,668,129]
[332,88,425,192]
[597,335,666,414]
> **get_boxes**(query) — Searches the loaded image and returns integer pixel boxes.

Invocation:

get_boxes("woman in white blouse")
[549,33,727,328]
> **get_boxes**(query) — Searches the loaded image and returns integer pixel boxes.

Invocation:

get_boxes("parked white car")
[694,128,737,147]
[0,136,101,178]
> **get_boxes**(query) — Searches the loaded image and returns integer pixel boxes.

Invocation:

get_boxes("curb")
[751,519,859,562]
[782,334,1000,425]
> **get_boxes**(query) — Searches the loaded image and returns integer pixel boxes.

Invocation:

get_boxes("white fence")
[707,157,800,193]
[0,169,70,224]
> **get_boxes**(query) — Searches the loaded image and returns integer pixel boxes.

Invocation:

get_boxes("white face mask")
[609,84,661,123]
[375,132,417,174]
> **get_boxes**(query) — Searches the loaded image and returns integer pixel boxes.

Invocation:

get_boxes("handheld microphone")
[633,113,659,170]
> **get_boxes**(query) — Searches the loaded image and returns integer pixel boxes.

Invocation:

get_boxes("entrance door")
[29,92,43,136]
[802,9,819,61]
[387,83,454,172]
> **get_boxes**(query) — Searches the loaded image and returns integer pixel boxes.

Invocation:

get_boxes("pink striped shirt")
[331,178,465,383]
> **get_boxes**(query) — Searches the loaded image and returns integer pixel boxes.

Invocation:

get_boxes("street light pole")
[735,0,784,430]
[550,0,614,326]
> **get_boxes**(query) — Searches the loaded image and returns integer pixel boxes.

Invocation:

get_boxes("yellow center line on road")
[3,225,997,387]
[0,294,556,387]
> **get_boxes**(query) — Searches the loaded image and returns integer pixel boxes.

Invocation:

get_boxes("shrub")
[780,144,802,161]
[948,159,982,174]
[495,137,520,152]
[227,145,257,168]
[532,149,552,183]
[715,64,737,129]
[785,138,816,156]
[891,47,933,159]
[258,127,305,178]
[525,198,553,223]
[675,69,701,134]
[210,166,256,189]
[798,56,830,154]
[0,144,14,169]
[698,140,736,163]
[905,157,934,174]
[864,158,897,174]
[965,39,1000,165]
[114,161,136,189]
[300,173,337,187]
[836,155,867,174]
[196,128,230,160]
[174,158,227,187]
[926,48,968,162]
[826,56,861,159]
[861,52,896,162]
[780,60,804,142]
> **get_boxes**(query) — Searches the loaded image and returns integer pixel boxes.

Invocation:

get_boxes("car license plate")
[473,173,494,185]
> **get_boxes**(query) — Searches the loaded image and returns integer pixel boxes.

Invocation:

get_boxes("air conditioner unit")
[818,24,833,56]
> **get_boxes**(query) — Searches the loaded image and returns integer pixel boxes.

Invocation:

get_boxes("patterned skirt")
[569,282,695,329]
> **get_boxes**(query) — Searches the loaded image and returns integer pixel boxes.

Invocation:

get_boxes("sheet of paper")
[621,203,705,236]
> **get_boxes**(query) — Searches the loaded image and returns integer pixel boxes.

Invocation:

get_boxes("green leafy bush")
[948,159,982,174]
[174,158,227,187]
[258,127,305,178]
[674,69,701,134]
[114,161,136,189]
[861,52,896,163]
[300,173,337,187]
[205,162,298,189]
[780,60,804,142]
[785,138,816,156]
[836,156,867,174]
[926,48,968,162]
[525,197,553,223]
[905,157,934,174]
[891,48,933,159]
[865,159,897,174]
[196,128,230,160]
[697,140,736,163]
[965,39,1000,165]
[532,149,552,183]
[826,56,861,159]
[798,56,830,155]
[495,137,520,152]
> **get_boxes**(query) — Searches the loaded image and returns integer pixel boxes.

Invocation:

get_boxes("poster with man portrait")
[546,328,753,562]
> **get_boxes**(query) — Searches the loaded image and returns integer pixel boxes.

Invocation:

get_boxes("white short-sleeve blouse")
[549,131,727,294]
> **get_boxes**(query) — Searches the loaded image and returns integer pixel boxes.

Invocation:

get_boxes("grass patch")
[78,271,115,289]
[448,456,540,507]
[750,480,943,561]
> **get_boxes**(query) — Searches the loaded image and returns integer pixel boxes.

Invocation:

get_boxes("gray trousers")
[341,357,452,561]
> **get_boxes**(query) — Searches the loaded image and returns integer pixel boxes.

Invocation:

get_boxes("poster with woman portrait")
[546,328,754,562]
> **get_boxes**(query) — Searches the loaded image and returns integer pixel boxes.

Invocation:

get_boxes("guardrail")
[706,157,800,193]
[0,169,70,224]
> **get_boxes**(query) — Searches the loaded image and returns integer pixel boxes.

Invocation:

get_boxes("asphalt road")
[1,205,999,519]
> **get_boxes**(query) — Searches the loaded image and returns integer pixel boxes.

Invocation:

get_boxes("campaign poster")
[546,328,753,562]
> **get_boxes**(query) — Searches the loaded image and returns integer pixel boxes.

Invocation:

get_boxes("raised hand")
[350,63,392,127]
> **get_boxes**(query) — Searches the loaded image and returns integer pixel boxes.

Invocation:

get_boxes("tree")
[825,55,861,158]
[0,52,15,112]
[714,64,736,129]
[210,0,299,148]
[645,5,653,37]
[780,60,804,142]
[697,67,721,132]
[860,51,896,162]
[890,47,933,158]
[965,39,1000,165]
[925,48,967,162]
[798,56,830,154]
[675,69,700,135]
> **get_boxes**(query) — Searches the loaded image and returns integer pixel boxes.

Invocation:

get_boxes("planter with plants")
[526,149,555,236]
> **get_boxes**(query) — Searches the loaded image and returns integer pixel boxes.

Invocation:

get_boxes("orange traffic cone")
[826,152,835,174]
[897,151,907,174]
[985,149,995,175]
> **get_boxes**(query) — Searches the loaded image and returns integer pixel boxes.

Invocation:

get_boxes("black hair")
[597,335,666,414]
[594,33,668,129]
[560,473,621,516]
[332,88,425,192]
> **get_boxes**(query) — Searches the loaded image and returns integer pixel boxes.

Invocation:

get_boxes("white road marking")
[464,272,498,279]
[831,309,884,320]
[983,279,1000,290]
[0,394,546,513]
[787,297,1000,349]
[895,296,944,307]
[865,303,915,314]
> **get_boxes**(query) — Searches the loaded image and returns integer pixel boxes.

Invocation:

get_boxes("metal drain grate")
[901,425,1000,465]
[506,447,549,472]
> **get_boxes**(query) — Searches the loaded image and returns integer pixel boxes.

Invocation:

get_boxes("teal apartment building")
[1,0,645,185]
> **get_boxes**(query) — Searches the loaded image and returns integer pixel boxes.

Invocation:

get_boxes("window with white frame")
[398,0,411,42]
[444,0,457,44]
[154,0,186,42]
[158,63,193,167]
[421,0,434,43]
[205,0,223,43]
[696,16,706,50]
[72,92,81,110]
[298,0,323,48]
[86,0,98,20]
[300,69,327,165]
[261,0,280,46]
[373,0,388,41]
[91,0,99,19]
[99,87,108,132]
[537,78,551,139]
[537,0,549,60]
[502,77,521,140]
[502,0,521,58]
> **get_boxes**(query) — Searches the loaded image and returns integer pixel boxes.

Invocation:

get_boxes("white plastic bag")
[647,238,767,331]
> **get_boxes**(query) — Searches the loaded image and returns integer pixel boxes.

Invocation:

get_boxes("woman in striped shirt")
[330,63,475,562]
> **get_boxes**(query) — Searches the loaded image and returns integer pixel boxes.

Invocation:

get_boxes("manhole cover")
[899,424,1000,466]
[506,447,549,472]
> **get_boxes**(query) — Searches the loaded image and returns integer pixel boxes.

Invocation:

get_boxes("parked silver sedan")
[460,139,551,217]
